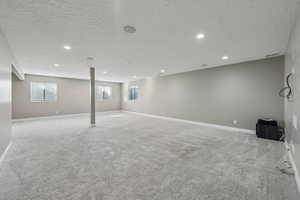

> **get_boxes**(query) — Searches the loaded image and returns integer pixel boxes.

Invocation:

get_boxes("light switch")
[293,114,298,130]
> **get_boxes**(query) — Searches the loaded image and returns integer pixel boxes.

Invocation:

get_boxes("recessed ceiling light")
[54,64,60,67]
[63,45,71,50]
[196,33,205,39]
[160,69,165,73]
[103,71,107,74]
[222,55,229,60]
[124,25,136,34]
[133,75,137,79]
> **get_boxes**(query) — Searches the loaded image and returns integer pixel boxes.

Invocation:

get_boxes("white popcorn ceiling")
[0,0,299,82]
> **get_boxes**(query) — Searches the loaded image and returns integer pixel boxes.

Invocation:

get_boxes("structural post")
[88,57,96,127]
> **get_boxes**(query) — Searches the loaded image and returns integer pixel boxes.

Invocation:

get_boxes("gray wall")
[122,56,284,130]
[0,29,14,156]
[285,7,300,180]
[12,74,121,119]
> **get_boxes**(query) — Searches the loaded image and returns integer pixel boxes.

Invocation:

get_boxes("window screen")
[129,86,138,101]
[31,82,57,102]
[96,86,112,100]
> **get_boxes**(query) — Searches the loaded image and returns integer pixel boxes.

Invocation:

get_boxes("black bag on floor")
[256,118,283,141]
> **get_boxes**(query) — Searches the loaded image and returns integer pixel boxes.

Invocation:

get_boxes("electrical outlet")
[233,120,238,125]
[56,111,60,115]
[293,114,298,130]
[291,142,296,153]
[291,67,295,75]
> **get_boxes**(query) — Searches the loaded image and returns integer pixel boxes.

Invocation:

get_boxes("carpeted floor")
[0,112,299,200]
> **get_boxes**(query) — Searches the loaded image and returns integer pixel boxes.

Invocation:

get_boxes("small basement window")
[31,82,57,102]
[96,86,112,100]
[129,86,138,101]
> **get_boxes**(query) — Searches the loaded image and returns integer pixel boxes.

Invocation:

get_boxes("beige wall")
[0,29,14,155]
[285,7,300,182]
[12,74,121,119]
[122,56,284,130]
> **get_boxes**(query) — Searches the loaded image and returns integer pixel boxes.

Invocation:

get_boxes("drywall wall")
[12,74,121,119]
[122,56,284,130]
[0,29,14,156]
[285,6,300,185]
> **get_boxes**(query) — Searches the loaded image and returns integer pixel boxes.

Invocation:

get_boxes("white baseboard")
[285,140,300,193]
[0,142,12,168]
[12,110,121,123]
[122,110,255,134]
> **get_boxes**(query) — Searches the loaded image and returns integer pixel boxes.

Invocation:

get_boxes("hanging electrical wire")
[279,73,293,99]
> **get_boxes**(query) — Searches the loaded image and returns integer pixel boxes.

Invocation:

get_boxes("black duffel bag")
[256,118,283,141]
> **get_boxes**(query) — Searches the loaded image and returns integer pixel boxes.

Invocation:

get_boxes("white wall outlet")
[233,120,238,125]
[291,67,296,75]
[293,114,298,130]
[291,142,296,153]
[56,111,60,114]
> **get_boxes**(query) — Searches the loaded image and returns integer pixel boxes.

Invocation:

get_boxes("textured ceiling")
[0,0,299,82]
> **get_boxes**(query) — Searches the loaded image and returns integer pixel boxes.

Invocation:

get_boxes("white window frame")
[96,86,112,101]
[30,82,58,102]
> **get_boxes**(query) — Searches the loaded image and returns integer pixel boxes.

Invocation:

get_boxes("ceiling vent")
[124,25,136,33]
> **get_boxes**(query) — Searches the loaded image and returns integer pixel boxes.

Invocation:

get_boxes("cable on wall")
[279,73,293,99]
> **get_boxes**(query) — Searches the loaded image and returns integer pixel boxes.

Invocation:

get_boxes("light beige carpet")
[0,112,299,200]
